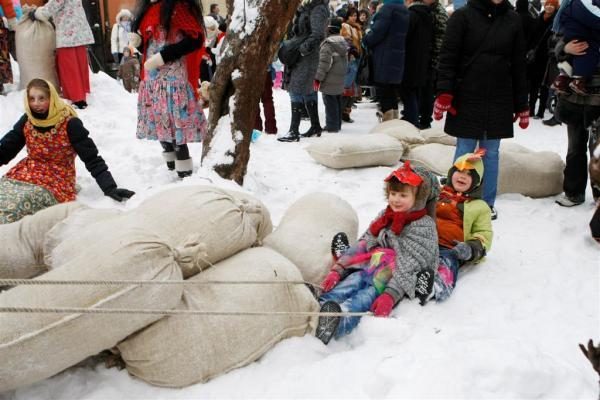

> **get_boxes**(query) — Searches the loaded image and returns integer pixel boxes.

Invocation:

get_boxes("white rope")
[0,306,372,318]
[0,279,318,287]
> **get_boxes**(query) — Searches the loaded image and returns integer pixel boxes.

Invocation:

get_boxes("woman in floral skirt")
[130,0,207,178]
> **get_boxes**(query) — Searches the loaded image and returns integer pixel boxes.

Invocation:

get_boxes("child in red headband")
[316,162,439,345]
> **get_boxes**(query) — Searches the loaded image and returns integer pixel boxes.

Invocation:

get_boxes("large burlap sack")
[369,119,424,146]
[405,143,565,197]
[118,247,319,388]
[421,127,457,146]
[263,193,359,284]
[15,9,59,91]
[0,202,85,280]
[0,221,186,392]
[47,186,272,278]
[306,134,404,169]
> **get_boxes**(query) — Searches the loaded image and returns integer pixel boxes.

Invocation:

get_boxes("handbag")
[277,35,306,68]
[357,48,373,86]
[526,25,551,65]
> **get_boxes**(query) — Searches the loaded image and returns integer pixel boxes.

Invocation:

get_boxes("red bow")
[385,161,423,186]
[369,207,427,236]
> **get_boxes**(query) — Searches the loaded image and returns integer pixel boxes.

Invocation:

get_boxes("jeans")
[289,91,318,104]
[319,271,378,338]
[454,137,500,207]
[322,94,342,131]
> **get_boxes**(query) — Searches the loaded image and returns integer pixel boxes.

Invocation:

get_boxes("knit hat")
[447,149,485,195]
[328,17,342,34]
[544,0,559,9]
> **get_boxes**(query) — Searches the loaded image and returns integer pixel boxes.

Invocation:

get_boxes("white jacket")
[38,0,94,48]
[111,9,132,54]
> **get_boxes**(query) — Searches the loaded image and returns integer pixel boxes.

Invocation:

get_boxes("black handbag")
[357,49,373,86]
[278,36,306,68]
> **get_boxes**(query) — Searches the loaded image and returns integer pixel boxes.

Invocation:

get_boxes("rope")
[0,306,372,318]
[0,279,319,287]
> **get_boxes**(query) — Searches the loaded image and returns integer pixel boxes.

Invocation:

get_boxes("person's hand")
[433,93,456,120]
[128,32,142,48]
[6,17,17,31]
[564,39,588,56]
[579,339,600,376]
[313,80,320,92]
[144,53,164,71]
[320,270,341,292]
[370,292,394,317]
[451,241,473,261]
[105,188,135,202]
[513,109,530,129]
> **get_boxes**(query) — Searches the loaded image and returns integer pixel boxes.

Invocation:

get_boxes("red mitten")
[321,271,341,292]
[433,93,457,120]
[313,80,321,92]
[370,292,395,317]
[513,109,530,129]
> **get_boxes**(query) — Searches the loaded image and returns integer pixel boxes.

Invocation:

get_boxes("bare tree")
[201,0,301,185]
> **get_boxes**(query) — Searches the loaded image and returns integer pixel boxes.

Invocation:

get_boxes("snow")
[0,68,599,399]
[229,0,260,39]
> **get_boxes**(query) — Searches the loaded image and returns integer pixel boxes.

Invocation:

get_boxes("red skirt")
[56,46,90,102]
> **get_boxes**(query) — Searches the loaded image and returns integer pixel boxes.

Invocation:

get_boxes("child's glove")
[105,187,135,202]
[451,241,473,261]
[433,93,456,120]
[320,271,341,292]
[144,53,164,71]
[128,32,142,48]
[513,109,530,129]
[313,80,320,92]
[579,339,600,377]
[370,292,394,317]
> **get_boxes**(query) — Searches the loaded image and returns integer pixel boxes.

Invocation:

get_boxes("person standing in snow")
[111,9,133,64]
[315,162,439,345]
[278,0,329,142]
[0,0,17,95]
[30,0,95,109]
[0,79,134,224]
[433,0,528,221]
[340,7,362,124]
[117,46,140,93]
[129,0,207,178]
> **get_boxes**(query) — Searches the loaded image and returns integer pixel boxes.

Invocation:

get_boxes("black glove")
[105,188,135,202]
[580,339,600,377]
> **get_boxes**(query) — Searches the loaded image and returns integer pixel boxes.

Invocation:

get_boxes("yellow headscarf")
[24,79,78,128]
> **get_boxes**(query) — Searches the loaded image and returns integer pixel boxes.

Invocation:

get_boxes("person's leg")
[336,95,343,131]
[254,103,263,132]
[433,247,461,302]
[160,141,175,171]
[278,92,303,142]
[478,138,501,207]
[537,85,549,118]
[399,86,419,127]
[174,143,192,178]
[453,138,478,162]
[56,47,88,104]
[319,271,364,305]
[262,73,277,134]
[335,281,378,338]
[323,94,338,132]
[301,91,322,137]
[377,84,395,114]
[418,72,434,129]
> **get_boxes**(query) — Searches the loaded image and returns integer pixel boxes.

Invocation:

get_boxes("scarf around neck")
[24,80,77,128]
[369,206,427,236]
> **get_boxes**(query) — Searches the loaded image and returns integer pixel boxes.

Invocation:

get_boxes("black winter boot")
[301,100,322,138]
[278,102,303,142]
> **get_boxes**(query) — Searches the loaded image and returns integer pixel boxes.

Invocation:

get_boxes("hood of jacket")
[115,9,133,24]
[324,35,348,56]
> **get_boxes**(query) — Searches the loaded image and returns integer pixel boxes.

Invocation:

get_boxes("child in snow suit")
[314,17,348,133]
[316,162,439,344]
[0,79,134,224]
[118,46,141,93]
[130,0,207,178]
[551,0,600,95]
[417,150,493,303]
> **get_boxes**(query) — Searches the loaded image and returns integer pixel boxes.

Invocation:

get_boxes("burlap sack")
[118,247,319,388]
[15,8,59,91]
[0,202,84,280]
[263,193,359,284]
[421,127,457,146]
[47,186,272,278]
[405,143,565,197]
[369,119,424,146]
[305,134,404,169]
[0,220,186,392]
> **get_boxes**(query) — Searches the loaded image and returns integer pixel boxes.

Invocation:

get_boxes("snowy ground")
[0,68,598,399]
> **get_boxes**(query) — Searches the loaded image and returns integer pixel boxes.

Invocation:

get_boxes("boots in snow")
[278,102,303,142]
[415,268,435,306]
[316,301,342,345]
[175,158,193,178]
[331,232,350,261]
[162,151,176,171]
[301,100,322,138]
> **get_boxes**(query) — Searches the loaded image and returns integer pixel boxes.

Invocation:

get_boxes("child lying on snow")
[417,150,493,304]
[315,162,440,345]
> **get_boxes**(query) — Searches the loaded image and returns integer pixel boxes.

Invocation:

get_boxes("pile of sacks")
[0,186,358,391]
[305,120,564,198]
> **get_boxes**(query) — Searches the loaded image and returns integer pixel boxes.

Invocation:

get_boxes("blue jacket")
[362,1,409,84]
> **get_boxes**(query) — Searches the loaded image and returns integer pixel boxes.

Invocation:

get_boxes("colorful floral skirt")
[0,178,58,224]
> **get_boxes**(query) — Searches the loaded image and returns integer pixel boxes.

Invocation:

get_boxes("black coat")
[362,1,409,85]
[526,12,555,86]
[402,2,434,88]
[436,0,528,140]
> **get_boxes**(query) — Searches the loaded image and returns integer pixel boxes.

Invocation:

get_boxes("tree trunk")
[201,0,300,185]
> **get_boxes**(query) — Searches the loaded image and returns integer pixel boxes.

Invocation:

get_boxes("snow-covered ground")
[0,67,598,399]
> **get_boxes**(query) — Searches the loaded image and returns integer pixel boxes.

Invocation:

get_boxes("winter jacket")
[118,56,140,93]
[555,38,600,106]
[516,0,536,44]
[436,0,528,140]
[285,0,330,95]
[362,0,409,85]
[430,0,448,69]
[37,0,94,48]
[526,12,556,86]
[315,35,348,95]
[341,21,362,57]
[403,1,434,88]
[111,9,132,55]
[359,211,439,302]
